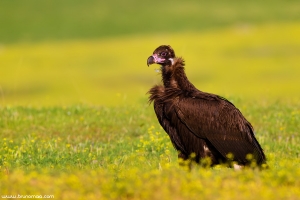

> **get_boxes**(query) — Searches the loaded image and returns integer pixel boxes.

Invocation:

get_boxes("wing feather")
[153,101,187,155]
[173,95,266,164]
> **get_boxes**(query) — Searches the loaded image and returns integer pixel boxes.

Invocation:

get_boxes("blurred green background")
[0,0,300,106]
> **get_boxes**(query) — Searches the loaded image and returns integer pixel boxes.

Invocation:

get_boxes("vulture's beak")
[147,56,155,66]
[147,54,165,66]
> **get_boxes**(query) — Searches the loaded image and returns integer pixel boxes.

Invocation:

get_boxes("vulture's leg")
[178,152,194,170]
[178,152,188,160]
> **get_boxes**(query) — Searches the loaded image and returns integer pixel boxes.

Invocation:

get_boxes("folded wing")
[173,94,266,164]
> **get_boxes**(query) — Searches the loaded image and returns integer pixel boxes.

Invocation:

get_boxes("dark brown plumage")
[147,45,266,168]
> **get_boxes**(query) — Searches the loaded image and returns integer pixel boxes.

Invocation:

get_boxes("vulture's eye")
[160,52,167,57]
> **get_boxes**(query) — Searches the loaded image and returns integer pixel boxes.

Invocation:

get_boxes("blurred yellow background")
[0,1,299,106]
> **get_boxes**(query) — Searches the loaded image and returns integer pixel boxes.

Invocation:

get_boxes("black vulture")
[146,45,266,168]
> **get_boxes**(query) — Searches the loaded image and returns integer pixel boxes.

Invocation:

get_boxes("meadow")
[1,1,300,199]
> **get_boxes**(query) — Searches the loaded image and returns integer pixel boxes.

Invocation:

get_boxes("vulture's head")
[147,45,175,67]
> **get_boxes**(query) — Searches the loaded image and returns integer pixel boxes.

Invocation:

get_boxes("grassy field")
[0,103,300,199]
[1,0,300,199]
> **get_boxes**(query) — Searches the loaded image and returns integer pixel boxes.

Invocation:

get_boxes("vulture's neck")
[162,58,196,91]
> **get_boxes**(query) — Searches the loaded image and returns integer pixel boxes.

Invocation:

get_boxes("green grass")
[0,105,153,170]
